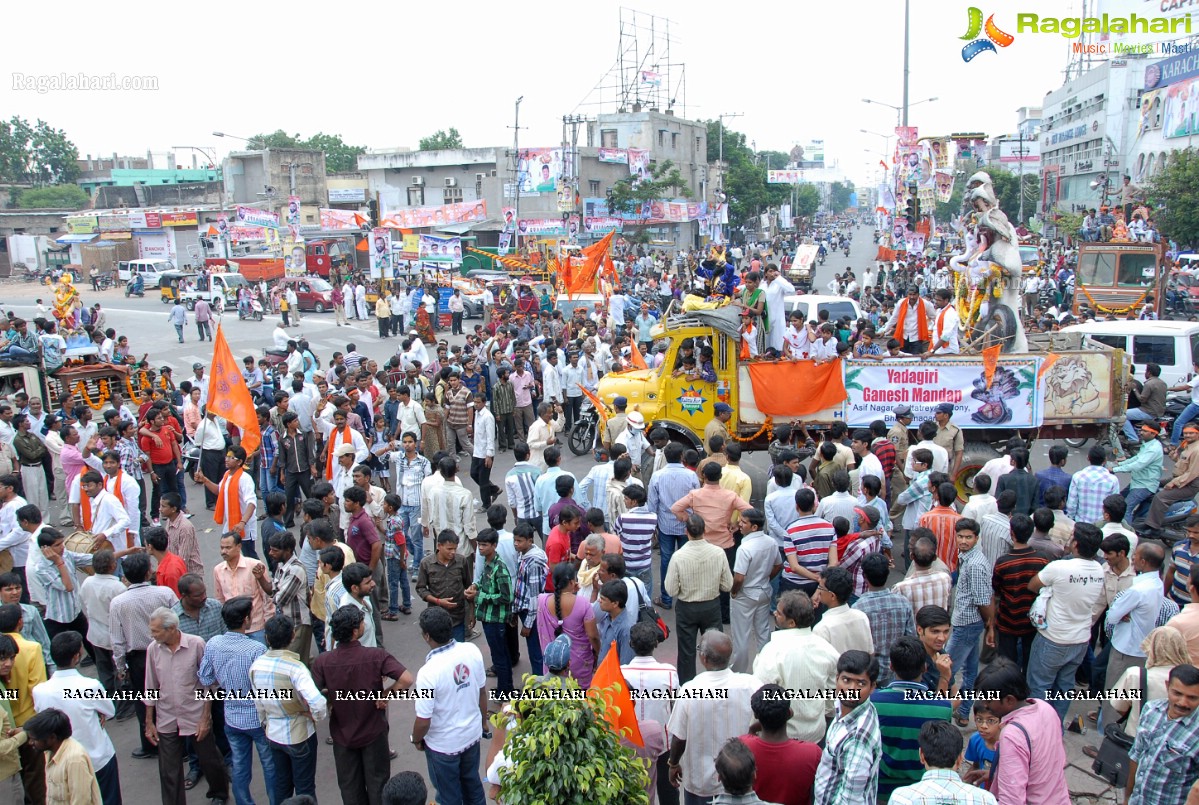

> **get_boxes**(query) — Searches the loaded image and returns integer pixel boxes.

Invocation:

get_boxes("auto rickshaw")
[159,271,197,305]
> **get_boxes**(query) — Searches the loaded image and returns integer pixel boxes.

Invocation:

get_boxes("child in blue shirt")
[381,493,411,619]
[962,701,1002,788]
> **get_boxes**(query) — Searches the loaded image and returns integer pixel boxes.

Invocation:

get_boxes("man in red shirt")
[739,683,821,805]
[140,407,182,517]
[145,526,186,594]
[918,482,963,572]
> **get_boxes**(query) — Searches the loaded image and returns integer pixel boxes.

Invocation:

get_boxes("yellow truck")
[596,308,1130,495]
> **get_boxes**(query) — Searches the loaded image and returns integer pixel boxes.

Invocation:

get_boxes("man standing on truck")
[762,264,794,354]
[880,286,934,355]
[924,290,961,356]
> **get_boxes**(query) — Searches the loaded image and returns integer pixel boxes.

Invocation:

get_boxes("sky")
[3,0,1128,188]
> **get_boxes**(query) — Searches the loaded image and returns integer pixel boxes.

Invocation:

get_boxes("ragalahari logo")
[960,7,1015,62]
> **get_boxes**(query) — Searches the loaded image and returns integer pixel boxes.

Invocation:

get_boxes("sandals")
[400,606,412,615]
[381,613,400,622]
[954,714,970,728]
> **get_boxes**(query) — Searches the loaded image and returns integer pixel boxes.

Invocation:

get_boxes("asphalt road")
[0,254,1116,803]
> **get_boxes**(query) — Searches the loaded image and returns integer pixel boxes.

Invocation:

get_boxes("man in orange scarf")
[316,409,367,481]
[194,445,260,559]
[881,284,935,355]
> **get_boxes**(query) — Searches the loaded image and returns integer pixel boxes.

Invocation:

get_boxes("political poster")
[418,233,462,262]
[1163,75,1199,139]
[934,171,955,203]
[370,228,392,278]
[517,148,566,193]
[517,218,567,237]
[283,237,306,276]
[598,148,628,164]
[236,206,279,228]
[628,149,651,184]
[843,357,1043,428]
[319,208,363,230]
[499,207,516,256]
[286,196,300,226]
[380,200,487,229]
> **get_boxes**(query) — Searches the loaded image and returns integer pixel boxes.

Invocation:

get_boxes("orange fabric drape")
[629,340,648,370]
[892,299,930,342]
[982,345,1002,389]
[745,359,848,417]
[589,642,644,746]
[565,231,614,298]
[214,466,245,534]
[81,491,94,531]
[325,427,352,479]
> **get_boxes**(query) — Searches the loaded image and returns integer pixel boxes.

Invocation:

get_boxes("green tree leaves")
[0,116,80,185]
[244,130,366,174]
[1148,148,1199,249]
[419,128,464,151]
[14,184,89,209]
[606,159,692,217]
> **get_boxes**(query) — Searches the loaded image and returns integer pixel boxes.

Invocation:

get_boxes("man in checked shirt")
[261,531,312,664]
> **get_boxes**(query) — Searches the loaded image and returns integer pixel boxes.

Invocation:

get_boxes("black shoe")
[131,748,158,760]
[113,707,134,722]
[79,656,94,668]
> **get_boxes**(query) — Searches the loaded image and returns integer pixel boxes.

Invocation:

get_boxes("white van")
[117,259,175,288]
[783,294,863,325]
[1060,320,1199,387]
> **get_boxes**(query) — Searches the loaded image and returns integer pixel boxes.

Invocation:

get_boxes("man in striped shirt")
[782,488,836,597]
[987,513,1050,675]
[262,532,311,664]
[511,524,548,675]
[249,614,327,801]
[615,485,657,596]
[504,442,541,535]
[892,533,953,618]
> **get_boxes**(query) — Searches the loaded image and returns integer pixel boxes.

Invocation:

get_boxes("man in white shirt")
[412,607,486,805]
[100,450,141,549]
[762,264,796,354]
[814,566,875,655]
[668,631,763,801]
[470,397,499,508]
[925,288,960,356]
[851,429,885,491]
[541,352,564,405]
[1101,542,1166,726]
[72,469,131,548]
[903,421,950,478]
[752,591,838,742]
[190,364,210,406]
[32,630,121,801]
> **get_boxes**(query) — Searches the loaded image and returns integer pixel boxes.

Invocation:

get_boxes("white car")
[783,294,863,324]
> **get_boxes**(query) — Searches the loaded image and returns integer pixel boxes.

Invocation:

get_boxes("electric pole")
[510,97,524,253]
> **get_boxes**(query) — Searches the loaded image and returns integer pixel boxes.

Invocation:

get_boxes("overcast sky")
[3,0,1156,187]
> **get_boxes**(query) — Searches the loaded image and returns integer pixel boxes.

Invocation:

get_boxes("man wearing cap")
[1111,421,1164,524]
[603,397,629,451]
[1145,424,1199,533]
[931,403,965,478]
[195,445,259,558]
[616,412,652,474]
[190,363,209,407]
[540,633,572,680]
[880,286,935,355]
[706,403,733,446]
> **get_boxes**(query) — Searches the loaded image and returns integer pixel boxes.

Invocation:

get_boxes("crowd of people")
[5,232,1199,805]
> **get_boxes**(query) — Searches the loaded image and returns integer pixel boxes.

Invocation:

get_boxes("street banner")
[227,225,271,241]
[160,211,198,227]
[236,205,279,228]
[286,196,300,227]
[843,357,1043,428]
[517,218,567,237]
[895,126,919,147]
[517,148,566,193]
[1163,76,1199,139]
[419,233,462,262]
[499,206,516,255]
[585,216,624,233]
[598,148,628,164]
[370,228,393,278]
[628,149,650,184]
[380,200,487,229]
[319,208,363,230]
[934,172,955,203]
[67,215,99,234]
[283,236,305,275]
[767,170,805,184]
[929,139,951,169]
[398,234,420,259]
[639,69,661,87]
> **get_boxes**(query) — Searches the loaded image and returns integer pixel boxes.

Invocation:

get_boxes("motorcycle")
[843,245,851,257]
[125,277,145,297]
[568,400,600,456]
[238,298,265,322]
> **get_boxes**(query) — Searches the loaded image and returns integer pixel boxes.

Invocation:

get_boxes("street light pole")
[717,112,743,189]
[903,0,910,128]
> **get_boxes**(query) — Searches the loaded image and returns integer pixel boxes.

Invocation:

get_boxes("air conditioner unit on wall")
[445,178,457,187]
[411,176,424,186]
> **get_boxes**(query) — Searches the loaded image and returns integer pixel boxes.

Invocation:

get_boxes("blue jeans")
[399,505,424,567]
[425,740,486,805]
[176,465,189,509]
[452,622,466,642]
[946,619,985,720]
[1026,633,1088,723]
[258,464,282,497]
[658,532,685,606]
[1123,407,1157,440]
[0,345,36,362]
[1124,486,1155,523]
[269,734,317,801]
[387,556,411,612]
[629,566,653,601]
[174,324,184,342]
[483,621,514,694]
[226,724,278,805]
[1173,402,1199,446]
[524,622,543,678]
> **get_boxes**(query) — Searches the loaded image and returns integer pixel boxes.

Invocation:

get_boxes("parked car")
[783,294,863,324]
[117,259,175,288]
[276,276,335,312]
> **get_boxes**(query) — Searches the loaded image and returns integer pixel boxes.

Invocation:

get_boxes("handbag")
[633,580,670,641]
[1090,665,1146,787]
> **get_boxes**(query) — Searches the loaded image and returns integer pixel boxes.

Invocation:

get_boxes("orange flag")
[1037,352,1061,381]
[982,344,1002,389]
[588,642,643,746]
[207,324,261,455]
[629,339,648,370]
[744,359,847,417]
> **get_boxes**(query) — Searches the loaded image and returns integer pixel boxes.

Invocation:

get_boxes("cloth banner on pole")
[208,325,261,455]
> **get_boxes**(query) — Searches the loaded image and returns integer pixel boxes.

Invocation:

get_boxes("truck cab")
[306,239,351,278]
[1073,241,1164,317]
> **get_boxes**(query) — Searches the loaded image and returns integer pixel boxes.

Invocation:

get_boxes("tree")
[930,167,1035,227]
[244,130,366,174]
[497,677,649,805]
[703,120,791,232]
[0,116,79,185]
[605,159,692,218]
[829,181,855,213]
[1149,148,1199,249]
[795,185,821,220]
[419,128,464,151]
[14,184,89,209]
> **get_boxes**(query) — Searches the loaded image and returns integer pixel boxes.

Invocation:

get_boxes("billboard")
[997,138,1040,164]
[789,140,825,169]
[1163,75,1199,139]
[517,148,568,193]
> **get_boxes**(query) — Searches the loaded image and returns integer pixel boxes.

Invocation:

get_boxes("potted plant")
[495,676,651,805]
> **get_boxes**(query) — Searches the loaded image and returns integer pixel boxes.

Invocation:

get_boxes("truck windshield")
[1078,252,1115,286]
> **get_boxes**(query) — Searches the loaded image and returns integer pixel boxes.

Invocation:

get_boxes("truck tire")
[185,299,195,311]
[1063,437,1090,449]
[955,442,1001,503]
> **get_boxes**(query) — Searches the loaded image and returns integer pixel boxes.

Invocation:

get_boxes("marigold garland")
[72,370,151,410]
[727,416,773,443]
[1078,285,1151,315]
